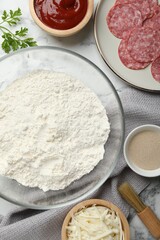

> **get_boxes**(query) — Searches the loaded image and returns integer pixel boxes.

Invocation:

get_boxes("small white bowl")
[124,124,160,177]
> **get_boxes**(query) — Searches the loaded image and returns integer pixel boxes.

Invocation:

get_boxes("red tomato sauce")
[34,0,88,30]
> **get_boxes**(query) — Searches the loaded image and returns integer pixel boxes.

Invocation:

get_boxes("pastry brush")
[118,182,160,239]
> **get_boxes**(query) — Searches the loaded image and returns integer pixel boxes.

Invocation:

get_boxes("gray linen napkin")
[0,87,159,240]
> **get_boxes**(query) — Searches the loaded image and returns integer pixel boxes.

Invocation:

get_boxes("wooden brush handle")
[138,207,160,239]
[118,182,160,239]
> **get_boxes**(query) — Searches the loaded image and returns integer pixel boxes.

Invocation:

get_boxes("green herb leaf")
[2,39,11,53]
[15,27,28,37]
[11,8,22,18]
[7,8,22,26]
[11,40,19,51]
[0,8,37,53]
[1,10,9,21]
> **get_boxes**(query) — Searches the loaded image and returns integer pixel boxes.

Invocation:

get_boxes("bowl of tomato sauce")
[29,0,94,37]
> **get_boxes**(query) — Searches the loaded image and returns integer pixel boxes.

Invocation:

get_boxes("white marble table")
[0,0,159,239]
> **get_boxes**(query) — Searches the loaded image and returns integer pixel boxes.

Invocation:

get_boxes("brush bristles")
[118,182,146,213]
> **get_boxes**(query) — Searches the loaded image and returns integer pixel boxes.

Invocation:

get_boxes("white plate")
[94,0,160,92]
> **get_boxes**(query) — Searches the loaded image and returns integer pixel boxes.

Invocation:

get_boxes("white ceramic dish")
[124,124,160,177]
[94,0,160,93]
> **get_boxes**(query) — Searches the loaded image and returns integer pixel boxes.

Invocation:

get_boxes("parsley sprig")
[0,8,37,53]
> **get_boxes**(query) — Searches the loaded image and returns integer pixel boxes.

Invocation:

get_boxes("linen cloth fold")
[0,87,159,240]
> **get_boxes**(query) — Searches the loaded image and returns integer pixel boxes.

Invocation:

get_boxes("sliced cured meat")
[107,4,142,39]
[127,27,160,63]
[118,38,150,70]
[115,0,150,20]
[151,56,160,82]
[143,7,160,30]
[148,0,159,16]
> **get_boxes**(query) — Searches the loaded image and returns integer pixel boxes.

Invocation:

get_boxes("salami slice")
[148,0,159,16]
[115,0,150,20]
[151,56,160,82]
[143,7,160,30]
[127,27,160,63]
[118,38,150,70]
[107,4,142,39]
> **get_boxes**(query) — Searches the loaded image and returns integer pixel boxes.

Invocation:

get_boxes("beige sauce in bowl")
[127,130,160,170]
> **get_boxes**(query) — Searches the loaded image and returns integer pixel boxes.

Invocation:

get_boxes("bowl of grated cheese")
[62,199,130,240]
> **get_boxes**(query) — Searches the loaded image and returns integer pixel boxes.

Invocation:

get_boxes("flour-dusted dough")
[0,71,110,191]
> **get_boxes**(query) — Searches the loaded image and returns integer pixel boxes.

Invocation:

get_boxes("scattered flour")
[0,71,110,191]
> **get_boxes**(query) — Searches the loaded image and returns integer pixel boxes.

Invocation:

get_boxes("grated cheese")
[66,205,124,240]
